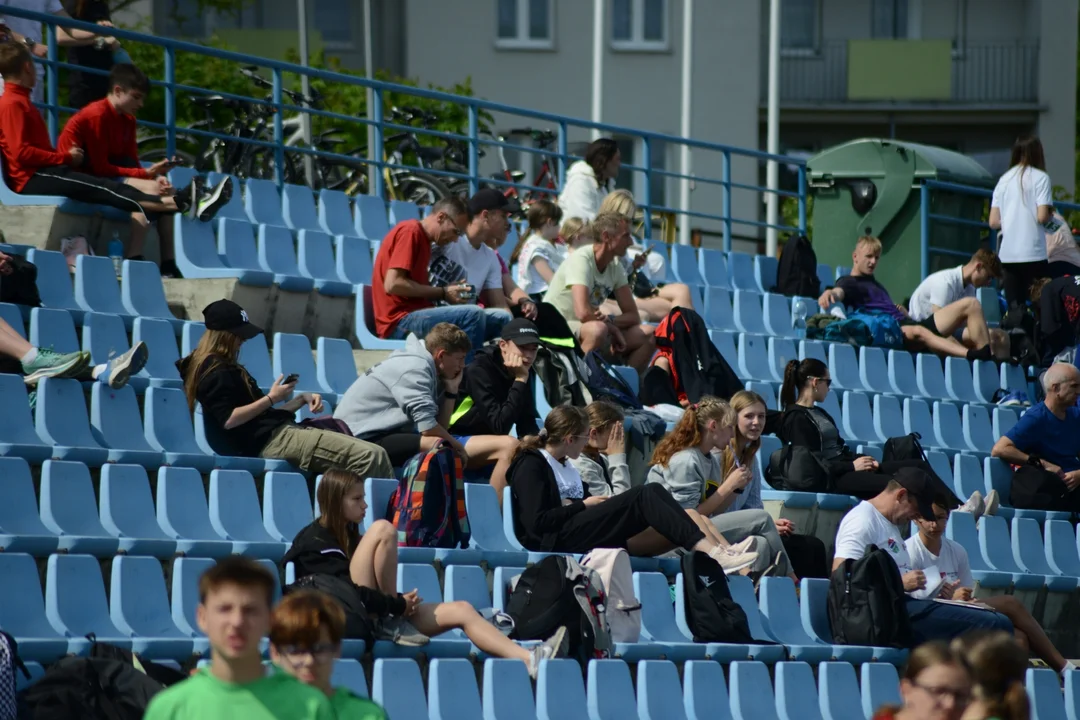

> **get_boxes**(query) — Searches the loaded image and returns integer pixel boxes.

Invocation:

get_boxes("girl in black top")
[282,468,567,678]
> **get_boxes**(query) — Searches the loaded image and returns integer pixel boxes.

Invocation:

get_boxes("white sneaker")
[708,545,758,575]
[958,491,985,520]
[983,490,1000,517]
[527,625,568,680]
[727,538,755,555]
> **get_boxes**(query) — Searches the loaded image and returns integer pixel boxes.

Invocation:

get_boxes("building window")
[496,0,554,49]
[313,0,354,47]
[161,0,205,37]
[871,0,909,39]
[612,0,668,51]
[780,0,820,52]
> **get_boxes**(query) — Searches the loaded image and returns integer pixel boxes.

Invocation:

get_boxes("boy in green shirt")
[144,557,335,720]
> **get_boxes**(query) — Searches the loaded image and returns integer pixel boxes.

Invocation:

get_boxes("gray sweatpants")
[710,508,790,577]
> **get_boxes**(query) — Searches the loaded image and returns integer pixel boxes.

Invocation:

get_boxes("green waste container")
[807,138,993,300]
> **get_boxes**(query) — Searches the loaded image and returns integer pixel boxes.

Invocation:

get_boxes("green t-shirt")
[543,244,629,322]
[331,689,389,719]
[143,668,335,720]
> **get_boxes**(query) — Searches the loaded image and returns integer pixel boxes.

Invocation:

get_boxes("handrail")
[0,4,808,249]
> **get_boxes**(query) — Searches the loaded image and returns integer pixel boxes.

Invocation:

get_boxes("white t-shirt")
[991,164,1054,263]
[0,0,62,104]
[905,534,974,589]
[907,265,975,322]
[834,501,912,576]
[515,234,567,295]
[429,237,503,300]
[544,449,585,500]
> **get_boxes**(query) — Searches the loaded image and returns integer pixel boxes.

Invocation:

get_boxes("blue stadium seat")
[727,252,756,292]
[887,350,920,397]
[828,344,863,391]
[491,565,525,614]
[737,333,771,381]
[729,661,781,720]
[706,574,785,662]
[499,227,517,266]
[297,229,353,296]
[637,660,688,720]
[961,404,995,453]
[332,659,369,697]
[483,658,537,720]
[835,266,851,279]
[976,286,1002,326]
[26,248,85,322]
[703,287,736,331]
[1000,363,1027,395]
[711,330,739,372]
[209,469,287,560]
[816,264,832,294]
[143,386,215,472]
[932,401,969,453]
[166,166,197,189]
[924,450,955,498]
[670,244,704,287]
[429,658,484,720]
[1045,520,1080,577]
[859,347,891,395]
[762,293,796,338]
[30,306,80,357]
[181,322,205,356]
[0,302,23,336]
[872,394,905,443]
[0,553,73,661]
[35,377,109,465]
[984,457,1065,522]
[1012,517,1067,580]
[40,460,120,556]
[90,384,163,467]
[46,553,130,648]
[110,556,194,659]
[775,661,825,720]
[443,565,492,618]
[733,290,767,334]
[1027,668,1068,720]
[258,224,315,293]
[799,339,827,364]
[861,663,901,719]
[237,333,275,391]
[758,577,834,663]
[978,515,1046,591]
[463,484,529,567]
[355,195,390,241]
[635,572,710,661]
[903,398,943,451]
[799,578,905,664]
[841,391,877,445]
[274,331,334,397]
[83,310,149,393]
[0,373,52,463]
[915,354,947,399]
[587,659,638,720]
[992,406,1018,438]
[952,453,985,505]
[817,662,865,720]
[0,457,59,554]
[683,660,734,720]
[379,564,471,658]
[157,466,234,558]
[176,216,270,283]
[334,236,373,285]
[745,381,778,411]
[205,172,247,221]
[133,317,183,389]
[121,260,182,331]
[944,512,1011,588]
[100,464,176,557]
[282,183,321,232]
[316,336,358,395]
[74,254,132,325]
[244,178,286,227]
[355,285,407,350]
[944,357,979,404]
[858,444,883,462]
[1065,668,1080,720]
[169,557,212,654]
[363,477,398,532]
[536,658,589,720]
[698,248,730,289]
[319,188,360,238]
[263,471,313,544]
[972,359,999,404]
[767,338,798,384]
[215,217,275,286]
[389,200,420,225]
[754,256,779,295]
[372,658,429,720]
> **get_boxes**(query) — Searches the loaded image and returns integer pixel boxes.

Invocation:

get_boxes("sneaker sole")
[108,342,149,389]
[23,352,90,384]
[720,555,758,575]
[197,179,233,222]
[984,490,1000,517]
[185,178,205,219]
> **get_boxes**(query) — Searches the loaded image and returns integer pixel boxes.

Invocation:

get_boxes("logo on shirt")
[886,538,901,554]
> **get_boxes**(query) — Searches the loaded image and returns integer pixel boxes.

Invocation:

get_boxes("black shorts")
[902,314,945,338]
[21,165,161,222]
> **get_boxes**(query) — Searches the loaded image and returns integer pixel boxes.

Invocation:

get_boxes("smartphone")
[732,456,746,494]
[282,373,299,385]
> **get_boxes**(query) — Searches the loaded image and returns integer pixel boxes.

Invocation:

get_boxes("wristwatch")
[22,36,35,51]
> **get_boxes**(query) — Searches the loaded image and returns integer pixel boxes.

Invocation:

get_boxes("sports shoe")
[983,489,1000,517]
[22,347,90,384]
[958,491,985,520]
[527,625,568,680]
[374,616,429,647]
[173,176,202,216]
[101,341,149,389]
[27,389,36,413]
[196,177,234,222]
[727,537,756,555]
[708,545,759,575]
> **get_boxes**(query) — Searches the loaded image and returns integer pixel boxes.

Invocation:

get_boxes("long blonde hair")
[181,329,247,411]
[598,188,636,219]
[650,396,734,467]
[720,390,766,480]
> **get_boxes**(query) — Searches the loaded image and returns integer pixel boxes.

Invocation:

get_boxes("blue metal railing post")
[45,25,57,143]
[641,135,652,240]
[722,150,732,252]
[467,105,479,196]
[371,88,384,200]
[920,184,930,278]
[557,121,568,188]
[271,69,284,187]
[798,166,807,235]
[164,48,176,157]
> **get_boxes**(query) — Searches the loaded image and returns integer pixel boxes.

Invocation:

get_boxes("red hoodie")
[57,98,150,180]
[0,82,71,191]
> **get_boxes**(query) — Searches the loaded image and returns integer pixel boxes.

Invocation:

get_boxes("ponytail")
[510,405,588,465]
[780,357,829,408]
[984,681,1030,720]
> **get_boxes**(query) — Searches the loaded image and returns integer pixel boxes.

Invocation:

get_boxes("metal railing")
[3,5,807,249]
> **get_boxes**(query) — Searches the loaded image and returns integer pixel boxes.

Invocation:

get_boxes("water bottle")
[108,232,123,278]
[791,297,809,339]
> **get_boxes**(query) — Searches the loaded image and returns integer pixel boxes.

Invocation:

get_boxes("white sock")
[91,363,106,380]
[21,347,37,364]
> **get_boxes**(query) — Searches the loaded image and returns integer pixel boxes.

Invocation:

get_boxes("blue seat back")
[925,451,956,496]
[133,317,181,382]
[1027,667,1068,720]
[331,659,369,698]
[799,340,827,364]
[944,356,979,404]
[263,471,313,543]
[915,354,947,399]
[817,662,863,720]
[483,659,537,720]
[74,254,127,316]
[109,555,179,638]
[354,195,390,240]
[729,661,780,720]
[798,578,834,643]
[972,359,999,404]
[0,456,54,536]
[932,401,967,451]
[297,229,340,282]
[671,244,704,287]
[703,287,735,331]
[258,224,306,278]
[962,404,994,452]
[26,249,81,314]
[724,574,776,642]
[733,290,766,334]
[31,306,80,354]
[586,659,638,720]
[398,563,444,602]
[754,256,779,294]
[143,387,204,456]
[317,336,358,395]
[887,349,920,396]
[218,217,262,271]
[209,469,276,542]
[83,311,131,367]
[902,398,935,445]
[984,457,1014,505]
[372,658,428,720]
[816,263,831,294]
[710,330,738,370]
[0,374,50,456]
[121,260,173,319]
[0,302,23,337]
[829,343,862,391]
[491,566,526,613]
[633,572,682,643]
[859,347,891,394]
[1045,520,1080,577]
[0,553,57,637]
[181,322,205,355]
[273,332,324,395]
[464,483,514,553]
[444,564,491,611]
[45,553,121,638]
[758,577,820,646]
[979,515,1022,573]
[171,556,213,636]
[872,394,905,442]
[157,466,219,541]
[176,216,232,275]
[244,178,285,227]
[318,188,358,237]
[239,333,274,389]
[775,662,824,720]
[335,236,373,285]
[389,200,421,225]
[767,338,798,384]
[861,663,901,719]
[638,660,689,720]
[536,658,589,720]
[429,658,483,720]
[945,511,991,571]
[841,391,876,444]
[727,252,755,291]
[36,377,104,451]
[90,383,156,453]
[1001,362,1027,395]
[364,477,398,530]
[992,406,1018,438]
[745,381,777,411]
[100,464,169,542]
[683,660,733,720]
[952,453,985,502]
[762,293,795,338]
[737,333,769,381]
[282,183,320,231]
[698,248,730,289]
[1012,517,1054,575]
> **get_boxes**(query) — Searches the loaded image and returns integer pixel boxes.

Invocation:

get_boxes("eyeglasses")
[278,642,338,663]
[810,376,833,387]
[911,680,970,706]
[441,213,465,237]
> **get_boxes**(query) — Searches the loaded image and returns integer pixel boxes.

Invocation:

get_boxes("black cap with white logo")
[500,318,540,346]
[202,299,262,340]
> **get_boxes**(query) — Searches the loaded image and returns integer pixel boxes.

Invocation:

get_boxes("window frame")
[870,0,910,40]
[495,0,555,51]
[779,0,822,57]
[312,0,357,50]
[610,0,669,53]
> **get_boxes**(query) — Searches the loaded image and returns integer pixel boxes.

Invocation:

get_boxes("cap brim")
[230,322,263,340]
[503,197,523,214]
[916,494,937,522]
[508,336,540,346]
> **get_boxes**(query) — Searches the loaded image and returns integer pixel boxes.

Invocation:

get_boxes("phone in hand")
[282,373,299,385]
[732,456,746,494]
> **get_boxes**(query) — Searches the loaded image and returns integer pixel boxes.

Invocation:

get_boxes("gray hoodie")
[570,453,630,498]
[334,333,440,438]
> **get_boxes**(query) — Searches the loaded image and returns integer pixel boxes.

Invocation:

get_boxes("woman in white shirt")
[989,136,1055,313]
[558,138,621,222]
[511,200,567,300]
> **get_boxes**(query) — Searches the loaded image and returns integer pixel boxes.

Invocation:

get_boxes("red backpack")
[642,307,742,406]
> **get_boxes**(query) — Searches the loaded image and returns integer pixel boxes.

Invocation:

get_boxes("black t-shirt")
[1039,275,1080,359]
[62,0,113,109]
[193,355,296,457]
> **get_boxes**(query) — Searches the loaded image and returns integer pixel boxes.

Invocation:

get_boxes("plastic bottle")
[791,297,809,339]
[108,232,123,278]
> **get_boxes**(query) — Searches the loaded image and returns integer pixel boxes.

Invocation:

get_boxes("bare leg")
[129,213,148,258]
[981,595,1067,672]
[408,600,531,663]
[0,317,32,360]
[658,282,694,309]
[901,325,969,359]
[634,295,674,322]
[686,509,729,547]
[932,297,989,348]
[621,325,657,373]
[124,177,165,197]
[578,320,609,355]
[626,526,720,557]
[464,435,519,499]
[348,519,398,595]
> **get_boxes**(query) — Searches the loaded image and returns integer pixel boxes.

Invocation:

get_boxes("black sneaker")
[172,178,198,215]
[196,177,234,222]
[159,259,180,278]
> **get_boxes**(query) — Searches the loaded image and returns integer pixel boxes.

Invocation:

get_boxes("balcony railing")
[763,40,1040,105]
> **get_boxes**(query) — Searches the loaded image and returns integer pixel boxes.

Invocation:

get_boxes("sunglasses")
[810,376,833,387]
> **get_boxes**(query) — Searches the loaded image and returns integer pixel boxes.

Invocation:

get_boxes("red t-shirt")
[372,219,434,337]
[57,98,150,180]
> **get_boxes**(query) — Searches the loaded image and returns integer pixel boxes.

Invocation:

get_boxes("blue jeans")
[481,308,512,341]
[905,598,1014,644]
[391,305,490,358]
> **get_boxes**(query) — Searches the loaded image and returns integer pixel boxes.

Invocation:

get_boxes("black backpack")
[827,545,912,648]
[773,234,820,298]
[642,307,742,406]
[766,444,831,492]
[17,655,166,720]
[679,551,754,644]
[882,432,927,464]
[533,343,591,408]
[286,574,375,646]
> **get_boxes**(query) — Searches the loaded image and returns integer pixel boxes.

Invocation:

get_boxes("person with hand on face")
[282,469,568,676]
[570,400,631,498]
[143,558,335,720]
[871,641,972,720]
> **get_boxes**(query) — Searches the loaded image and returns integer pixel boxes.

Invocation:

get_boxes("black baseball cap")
[893,467,938,521]
[202,299,262,340]
[468,188,521,217]
[500,318,540,346]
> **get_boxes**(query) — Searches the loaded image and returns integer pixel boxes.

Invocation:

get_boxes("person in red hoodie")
[58,63,193,276]
[0,42,232,258]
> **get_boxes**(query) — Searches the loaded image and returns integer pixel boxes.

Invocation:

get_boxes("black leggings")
[1001,259,1049,311]
[368,432,424,467]
[22,166,162,221]
[551,483,705,554]
[832,459,957,504]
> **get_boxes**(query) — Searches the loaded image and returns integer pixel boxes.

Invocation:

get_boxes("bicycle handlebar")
[239,65,320,107]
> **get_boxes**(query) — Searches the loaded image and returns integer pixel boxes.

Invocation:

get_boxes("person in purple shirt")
[817,235,993,361]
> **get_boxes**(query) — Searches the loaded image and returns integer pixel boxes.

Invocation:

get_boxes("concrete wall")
[1036,0,1079,192]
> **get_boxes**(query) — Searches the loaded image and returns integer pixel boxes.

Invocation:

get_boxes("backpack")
[642,307,742,406]
[827,545,913,648]
[0,631,28,720]
[766,444,831,493]
[679,551,754,644]
[17,656,165,720]
[583,350,642,410]
[580,548,642,643]
[818,316,873,346]
[848,310,903,349]
[533,343,592,408]
[506,555,612,666]
[882,432,928,464]
[0,254,41,308]
[286,574,375,645]
[389,441,471,549]
[773,234,821,298]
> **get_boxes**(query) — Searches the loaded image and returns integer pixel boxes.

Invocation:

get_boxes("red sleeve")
[387,224,429,282]
[1,103,66,169]
[79,111,149,180]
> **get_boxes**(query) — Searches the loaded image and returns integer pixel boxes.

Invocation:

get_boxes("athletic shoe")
[958,491,985,520]
[708,545,758,575]
[983,489,1000,517]
[196,177,234,222]
[101,341,149,389]
[374,616,429,647]
[527,625,568,680]
[173,176,202,216]
[27,389,36,413]
[727,537,756,555]
[22,347,90,384]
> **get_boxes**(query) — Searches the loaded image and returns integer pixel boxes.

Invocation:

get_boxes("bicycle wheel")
[396,173,453,206]
[139,147,198,170]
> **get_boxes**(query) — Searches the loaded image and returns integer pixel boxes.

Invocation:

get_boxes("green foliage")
[781,194,813,240]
